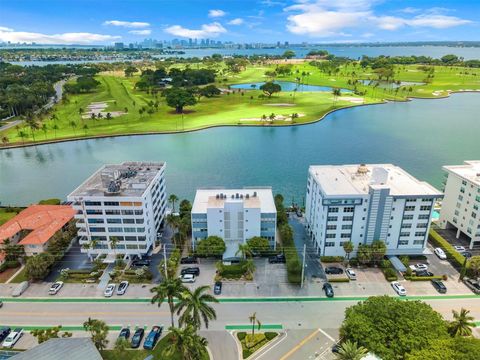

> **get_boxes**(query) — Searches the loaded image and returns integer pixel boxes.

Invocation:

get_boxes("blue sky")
[0,0,478,44]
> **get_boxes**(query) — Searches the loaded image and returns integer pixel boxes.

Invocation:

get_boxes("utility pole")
[163,245,168,279]
[301,243,306,288]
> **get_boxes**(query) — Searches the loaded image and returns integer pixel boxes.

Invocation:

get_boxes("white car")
[391,281,407,296]
[116,281,129,295]
[434,247,447,260]
[180,274,196,283]
[345,268,357,280]
[409,263,428,272]
[48,281,64,295]
[104,283,116,297]
[2,328,23,348]
[454,245,466,253]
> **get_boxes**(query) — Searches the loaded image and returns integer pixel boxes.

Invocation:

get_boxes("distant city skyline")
[0,0,479,45]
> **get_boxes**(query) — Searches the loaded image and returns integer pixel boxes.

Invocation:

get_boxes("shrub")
[349,258,359,267]
[38,198,61,205]
[328,277,350,283]
[242,349,252,359]
[320,256,344,263]
[429,229,465,268]
[380,259,392,269]
[245,334,266,349]
[406,275,444,281]
[383,267,398,281]
[265,332,278,341]
[399,256,410,267]
[237,332,246,341]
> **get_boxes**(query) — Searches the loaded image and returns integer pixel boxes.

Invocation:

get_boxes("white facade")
[191,188,277,258]
[305,164,443,257]
[439,161,480,249]
[68,162,167,258]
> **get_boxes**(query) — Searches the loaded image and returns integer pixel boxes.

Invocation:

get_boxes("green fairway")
[2,61,479,146]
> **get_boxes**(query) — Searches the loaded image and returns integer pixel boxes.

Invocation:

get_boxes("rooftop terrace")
[443,160,480,187]
[192,188,276,213]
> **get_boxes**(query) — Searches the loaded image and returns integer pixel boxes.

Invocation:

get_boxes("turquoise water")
[230,81,352,92]
[432,210,440,220]
[0,93,479,206]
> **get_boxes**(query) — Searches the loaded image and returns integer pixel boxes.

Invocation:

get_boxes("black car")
[331,343,341,353]
[181,267,200,276]
[431,279,447,293]
[268,254,286,264]
[0,327,11,342]
[214,281,222,295]
[132,259,151,267]
[461,251,472,259]
[415,270,434,277]
[323,282,334,298]
[180,256,198,264]
[130,328,145,348]
[118,328,130,341]
[324,266,343,275]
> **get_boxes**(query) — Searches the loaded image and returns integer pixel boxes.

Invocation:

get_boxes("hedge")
[405,275,445,281]
[320,256,344,263]
[429,228,465,268]
[279,223,302,284]
[265,332,278,341]
[327,277,350,283]
[382,267,398,281]
[0,260,20,272]
[237,332,246,341]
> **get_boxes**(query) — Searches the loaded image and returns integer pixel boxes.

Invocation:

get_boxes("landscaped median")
[236,331,279,359]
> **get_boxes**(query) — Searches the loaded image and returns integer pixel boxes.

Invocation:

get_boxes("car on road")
[324,266,343,275]
[12,281,29,297]
[180,256,198,264]
[345,268,357,280]
[391,281,407,296]
[143,325,163,350]
[322,282,334,298]
[331,343,341,353]
[48,281,64,295]
[415,270,434,277]
[454,245,466,253]
[431,279,447,294]
[118,328,130,341]
[463,278,480,294]
[2,328,23,348]
[268,254,286,264]
[116,281,129,295]
[214,281,222,295]
[409,263,428,272]
[180,267,200,276]
[130,328,145,348]
[179,274,196,283]
[132,259,151,267]
[104,283,116,297]
[434,247,447,260]
[0,328,11,342]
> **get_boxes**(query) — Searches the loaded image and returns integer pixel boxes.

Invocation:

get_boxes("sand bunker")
[337,96,365,104]
[82,101,126,119]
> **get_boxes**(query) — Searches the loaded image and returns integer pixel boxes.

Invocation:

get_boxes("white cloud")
[376,14,472,30]
[261,0,286,6]
[208,9,226,18]
[103,20,150,28]
[228,18,244,25]
[129,29,152,35]
[164,22,227,39]
[0,28,120,44]
[400,7,420,14]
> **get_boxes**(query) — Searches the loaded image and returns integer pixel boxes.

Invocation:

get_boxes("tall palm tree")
[249,312,261,336]
[1,136,9,147]
[449,308,475,337]
[162,325,208,360]
[166,213,180,247]
[342,241,354,262]
[69,121,77,135]
[169,194,179,213]
[18,130,27,144]
[236,243,253,260]
[151,278,188,327]
[109,236,119,258]
[175,285,219,329]
[335,340,368,360]
[52,124,59,138]
[27,120,40,141]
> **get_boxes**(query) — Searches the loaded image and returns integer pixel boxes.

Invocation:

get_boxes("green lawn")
[101,334,209,360]
[9,266,28,283]
[0,208,18,225]
[2,61,479,146]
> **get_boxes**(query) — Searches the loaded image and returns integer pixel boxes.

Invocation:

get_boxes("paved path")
[0,119,23,132]
[202,331,239,360]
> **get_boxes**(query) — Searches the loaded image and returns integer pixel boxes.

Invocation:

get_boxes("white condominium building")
[191,188,277,259]
[305,164,443,257]
[68,162,167,259]
[439,161,480,249]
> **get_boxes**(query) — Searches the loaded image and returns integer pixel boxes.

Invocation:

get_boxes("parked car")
[48,281,64,295]
[431,279,447,294]
[181,267,200,276]
[12,281,29,297]
[130,328,145,348]
[0,328,11,342]
[461,251,472,259]
[415,270,434,277]
[223,257,241,264]
[409,263,428,272]
[345,268,357,280]
[391,281,407,296]
[117,281,129,295]
[180,274,196,283]
[180,256,198,264]
[132,259,151,267]
[322,282,334,298]
[463,278,480,294]
[331,343,341,353]
[214,281,222,295]
[2,328,23,348]
[324,266,343,275]
[104,283,116,297]
[143,325,163,350]
[118,328,131,341]
[268,254,286,264]
[434,247,447,260]
[454,245,466,253]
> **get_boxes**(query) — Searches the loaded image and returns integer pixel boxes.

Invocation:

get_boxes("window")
[405,206,415,211]
[458,195,464,201]
[136,227,145,232]
[341,225,352,230]
[342,216,354,221]
[124,227,136,233]
[403,214,413,220]
[413,240,424,245]
[326,234,335,238]
[472,212,477,219]
[418,214,430,220]
[401,223,412,229]
[343,207,354,213]
[329,207,339,213]
[417,223,428,228]
[123,219,135,224]
[108,227,122,232]
[406,199,416,203]
[325,242,335,247]
[340,233,350,238]
[420,206,431,211]
[398,240,408,245]
[327,216,338,221]
[105,210,121,215]
[86,209,102,215]
[90,227,106,232]
[135,218,144,224]
[400,232,410,237]
[107,218,121,224]
[125,236,137,241]
[88,218,104,224]
[122,210,134,215]
[326,225,337,230]
[104,201,119,206]
[415,231,426,237]
[134,210,144,215]
[85,201,101,206]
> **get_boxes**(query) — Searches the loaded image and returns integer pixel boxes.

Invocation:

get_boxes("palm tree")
[109,236,119,258]
[106,112,112,120]
[249,312,261,336]
[151,278,188,327]
[343,241,354,262]
[335,340,368,360]
[41,123,48,139]
[169,194,179,213]
[236,243,253,260]
[69,121,77,135]
[27,120,40,141]
[1,136,9,147]
[52,124,59,138]
[162,325,208,360]
[175,285,218,329]
[18,130,27,144]
[82,124,88,135]
[449,308,475,337]
[332,88,342,106]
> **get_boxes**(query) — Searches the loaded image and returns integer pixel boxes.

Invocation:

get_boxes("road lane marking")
[279,329,319,360]
[318,328,335,342]
[254,331,288,360]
